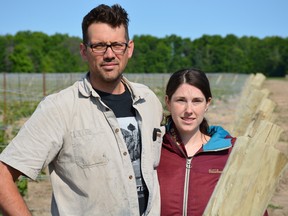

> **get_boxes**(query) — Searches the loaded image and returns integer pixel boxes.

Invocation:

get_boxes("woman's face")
[166,83,211,136]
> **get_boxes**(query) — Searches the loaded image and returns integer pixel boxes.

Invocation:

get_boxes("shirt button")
[129,175,133,180]
[123,152,127,156]
[115,128,120,133]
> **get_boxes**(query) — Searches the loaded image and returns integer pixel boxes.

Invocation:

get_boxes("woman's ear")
[205,97,212,112]
[165,95,171,112]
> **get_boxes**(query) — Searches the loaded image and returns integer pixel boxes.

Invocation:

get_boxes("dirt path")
[263,79,288,216]
[24,175,51,216]
[23,79,288,216]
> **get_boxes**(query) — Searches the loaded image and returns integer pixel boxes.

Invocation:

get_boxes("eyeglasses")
[86,42,128,55]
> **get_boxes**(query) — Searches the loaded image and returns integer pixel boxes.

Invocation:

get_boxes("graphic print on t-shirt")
[120,124,140,161]
[118,117,144,195]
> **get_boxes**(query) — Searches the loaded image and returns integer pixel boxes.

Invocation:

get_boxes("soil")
[23,79,288,216]
[263,79,288,216]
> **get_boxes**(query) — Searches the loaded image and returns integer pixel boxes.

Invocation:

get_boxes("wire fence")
[0,72,248,101]
[0,72,249,147]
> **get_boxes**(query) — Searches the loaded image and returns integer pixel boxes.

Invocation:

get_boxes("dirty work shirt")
[96,87,148,216]
[0,74,164,215]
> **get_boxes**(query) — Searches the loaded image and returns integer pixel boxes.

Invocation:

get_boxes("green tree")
[262,37,287,77]
[9,44,34,72]
[0,31,287,76]
[164,35,192,72]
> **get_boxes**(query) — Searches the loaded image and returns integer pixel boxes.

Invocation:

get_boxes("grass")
[268,203,284,210]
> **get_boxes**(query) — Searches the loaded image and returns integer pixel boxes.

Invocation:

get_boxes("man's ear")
[80,43,88,61]
[127,40,134,59]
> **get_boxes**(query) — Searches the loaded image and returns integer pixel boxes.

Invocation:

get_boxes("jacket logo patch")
[209,169,222,174]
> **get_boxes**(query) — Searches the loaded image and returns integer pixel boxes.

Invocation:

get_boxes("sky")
[1,0,288,41]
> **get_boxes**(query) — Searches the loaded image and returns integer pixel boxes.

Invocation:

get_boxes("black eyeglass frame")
[86,42,128,55]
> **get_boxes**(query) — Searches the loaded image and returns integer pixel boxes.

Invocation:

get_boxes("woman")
[157,68,236,215]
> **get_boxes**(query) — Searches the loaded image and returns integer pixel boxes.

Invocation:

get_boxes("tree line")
[0,31,287,77]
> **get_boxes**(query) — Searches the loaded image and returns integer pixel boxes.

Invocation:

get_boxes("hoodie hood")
[203,126,233,151]
[162,123,234,157]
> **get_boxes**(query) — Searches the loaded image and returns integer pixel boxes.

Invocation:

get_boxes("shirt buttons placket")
[129,175,133,180]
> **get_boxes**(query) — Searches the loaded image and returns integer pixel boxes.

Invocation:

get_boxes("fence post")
[204,120,287,216]
[3,72,7,125]
[232,73,269,136]
[42,72,46,97]
[204,72,287,216]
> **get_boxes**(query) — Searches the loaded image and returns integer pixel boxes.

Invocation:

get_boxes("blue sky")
[1,0,287,40]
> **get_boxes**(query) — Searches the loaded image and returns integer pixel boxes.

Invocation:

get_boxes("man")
[0,4,164,216]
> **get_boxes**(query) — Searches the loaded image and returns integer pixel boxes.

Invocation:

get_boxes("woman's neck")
[181,130,209,157]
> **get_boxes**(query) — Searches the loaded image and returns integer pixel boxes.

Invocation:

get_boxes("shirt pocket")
[71,128,109,168]
[152,126,165,168]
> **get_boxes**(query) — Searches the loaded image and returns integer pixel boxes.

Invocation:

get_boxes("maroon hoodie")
[157,124,268,216]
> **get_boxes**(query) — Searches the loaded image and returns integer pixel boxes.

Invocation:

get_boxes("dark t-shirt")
[96,87,148,215]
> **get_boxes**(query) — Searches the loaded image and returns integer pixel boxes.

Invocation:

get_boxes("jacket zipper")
[183,157,192,216]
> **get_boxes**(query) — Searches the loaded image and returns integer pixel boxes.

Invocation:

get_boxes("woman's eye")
[176,98,185,102]
[192,98,204,104]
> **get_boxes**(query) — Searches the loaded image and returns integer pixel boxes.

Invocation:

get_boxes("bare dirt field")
[23,78,288,216]
[263,79,288,216]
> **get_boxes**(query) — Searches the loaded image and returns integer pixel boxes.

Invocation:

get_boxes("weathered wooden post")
[204,120,287,216]
[232,73,269,136]
[204,72,288,215]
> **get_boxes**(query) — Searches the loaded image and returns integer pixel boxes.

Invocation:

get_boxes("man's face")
[80,23,134,89]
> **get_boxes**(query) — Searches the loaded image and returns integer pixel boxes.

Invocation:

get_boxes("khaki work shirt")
[0,73,164,215]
